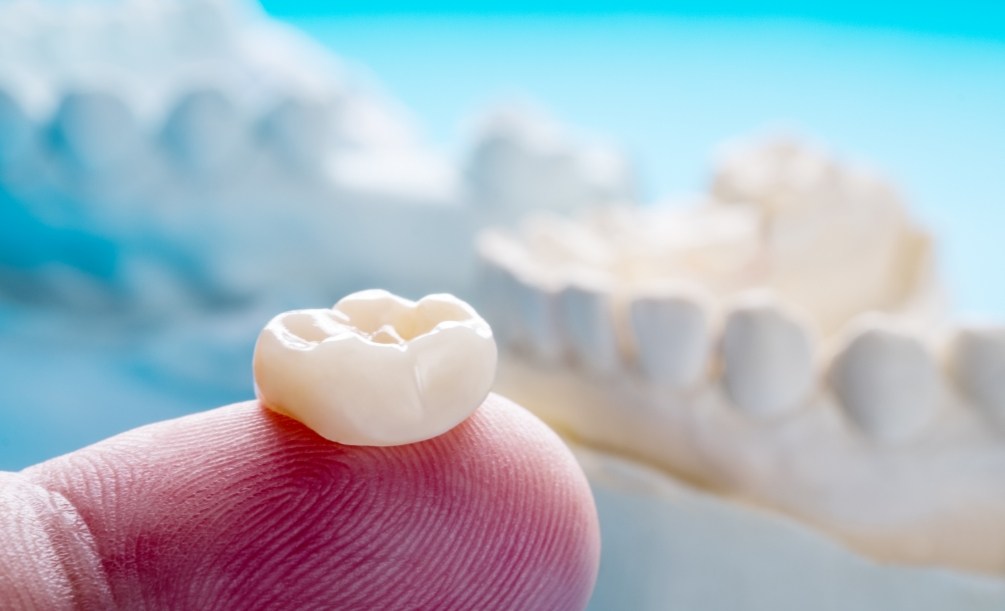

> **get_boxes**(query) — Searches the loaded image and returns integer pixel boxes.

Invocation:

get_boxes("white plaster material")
[258,96,334,171]
[253,290,497,446]
[579,444,1005,611]
[949,324,1005,427]
[830,320,940,442]
[477,135,1005,580]
[712,136,840,213]
[475,146,940,344]
[711,136,941,334]
[465,106,635,223]
[722,296,816,418]
[495,351,1005,577]
[628,284,713,387]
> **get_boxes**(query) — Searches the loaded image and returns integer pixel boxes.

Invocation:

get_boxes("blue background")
[260,0,1005,41]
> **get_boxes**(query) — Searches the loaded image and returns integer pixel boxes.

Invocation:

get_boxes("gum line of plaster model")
[0,0,632,317]
[478,137,1005,574]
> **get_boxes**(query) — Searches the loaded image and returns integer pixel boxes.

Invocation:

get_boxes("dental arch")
[477,137,1005,575]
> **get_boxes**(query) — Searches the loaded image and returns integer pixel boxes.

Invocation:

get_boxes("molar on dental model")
[52,89,142,173]
[711,136,840,212]
[253,290,498,447]
[628,284,713,388]
[948,323,1005,426]
[258,96,334,171]
[465,106,635,221]
[829,319,940,442]
[721,295,816,418]
[162,87,244,174]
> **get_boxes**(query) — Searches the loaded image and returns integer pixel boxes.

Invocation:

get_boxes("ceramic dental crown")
[253,290,498,446]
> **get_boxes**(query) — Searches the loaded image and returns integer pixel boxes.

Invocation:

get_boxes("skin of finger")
[18,394,600,610]
[0,473,115,609]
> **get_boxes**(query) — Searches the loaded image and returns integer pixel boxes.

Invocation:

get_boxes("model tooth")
[829,322,939,442]
[476,258,522,349]
[511,273,564,363]
[0,88,33,165]
[162,88,243,173]
[476,230,531,349]
[948,324,1005,423]
[628,285,712,387]
[51,89,140,172]
[478,224,566,363]
[558,276,620,373]
[253,290,498,446]
[465,106,633,217]
[722,297,816,417]
[465,107,565,215]
[259,96,333,170]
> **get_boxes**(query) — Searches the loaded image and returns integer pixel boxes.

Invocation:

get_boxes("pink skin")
[0,394,600,609]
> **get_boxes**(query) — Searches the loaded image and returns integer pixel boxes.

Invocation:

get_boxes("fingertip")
[25,395,599,609]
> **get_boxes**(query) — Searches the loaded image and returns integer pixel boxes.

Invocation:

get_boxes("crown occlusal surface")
[253,290,498,446]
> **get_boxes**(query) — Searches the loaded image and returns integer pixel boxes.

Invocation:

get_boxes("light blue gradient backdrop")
[261,0,1005,42]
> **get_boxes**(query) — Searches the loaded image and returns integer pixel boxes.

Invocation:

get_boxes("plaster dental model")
[253,290,497,446]
[478,136,1005,607]
[0,0,633,316]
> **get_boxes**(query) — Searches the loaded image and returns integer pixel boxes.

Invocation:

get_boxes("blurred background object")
[0,0,637,468]
[274,0,1005,307]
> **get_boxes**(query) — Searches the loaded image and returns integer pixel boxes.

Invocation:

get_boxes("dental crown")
[477,135,1005,574]
[253,290,498,446]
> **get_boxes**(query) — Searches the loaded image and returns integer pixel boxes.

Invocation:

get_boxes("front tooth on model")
[511,274,565,363]
[476,230,531,350]
[162,87,244,173]
[721,295,816,418]
[478,259,523,348]
[52,88,141,173]
[253,290,498,446]
[948,323,1005,424]
[829,320,940,442]
[557,275,620,373]
[628,285,713,387]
